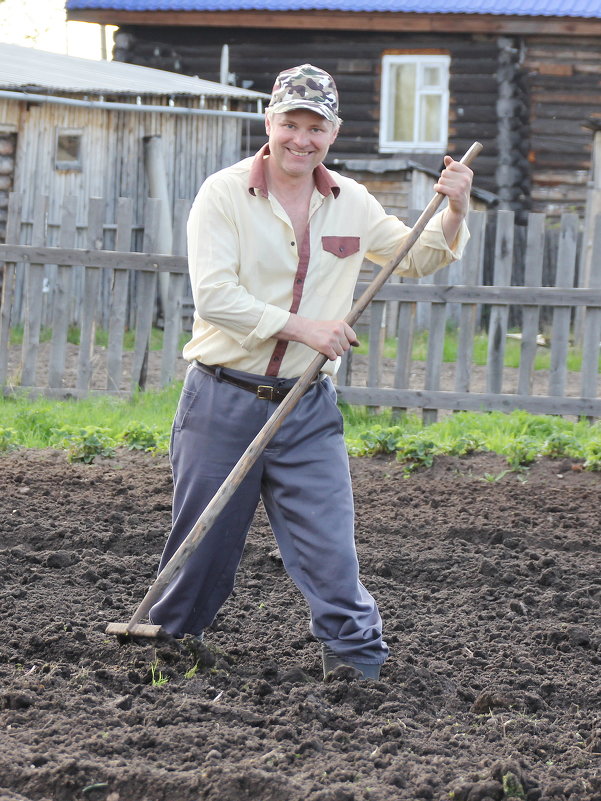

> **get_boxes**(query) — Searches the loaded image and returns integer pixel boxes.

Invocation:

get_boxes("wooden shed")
[66,0,601,217]
[0,42,268,244]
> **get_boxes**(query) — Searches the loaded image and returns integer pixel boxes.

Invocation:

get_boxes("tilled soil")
[1,448,600,801]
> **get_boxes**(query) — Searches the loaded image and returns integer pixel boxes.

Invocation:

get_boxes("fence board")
[335,386,601,418]
[549,213,578,397]
[76,199,104,392]
[455,209,486,393]
[423,263,449,425]
[131,199,161,391]
[0,193,21,385]
[518,213,546,395]
[106,198,133,391]
[486,210,514,394]
[20,195,48,387]
[160,198,189,388]
[580,214,601,402]
[48,196,77,389]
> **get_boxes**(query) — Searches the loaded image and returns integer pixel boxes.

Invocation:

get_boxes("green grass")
[356,327,590,372]
[2,388,601,472]
[9,325,189,353]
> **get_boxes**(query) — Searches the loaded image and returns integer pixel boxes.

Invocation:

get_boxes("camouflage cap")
[267,64,340,126]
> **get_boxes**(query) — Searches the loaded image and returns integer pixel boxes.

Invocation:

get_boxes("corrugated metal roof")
[0,42,269,99]
[66,0,601,17]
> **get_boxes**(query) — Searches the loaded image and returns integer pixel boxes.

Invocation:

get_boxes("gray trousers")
[149,362,388,665]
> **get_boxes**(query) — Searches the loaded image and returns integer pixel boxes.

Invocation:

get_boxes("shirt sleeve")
[363,189,470,278]
[186,175,290,350]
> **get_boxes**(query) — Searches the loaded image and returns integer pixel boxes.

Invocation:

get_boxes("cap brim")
[268,99,337,125]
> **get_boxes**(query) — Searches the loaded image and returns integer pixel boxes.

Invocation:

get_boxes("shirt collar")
[248,143,340,199]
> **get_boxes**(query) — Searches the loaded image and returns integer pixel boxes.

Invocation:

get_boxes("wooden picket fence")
[0,193,190,396]
[1,194,601,420]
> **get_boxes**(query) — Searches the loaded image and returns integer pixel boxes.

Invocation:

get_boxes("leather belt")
[194,361,323,402]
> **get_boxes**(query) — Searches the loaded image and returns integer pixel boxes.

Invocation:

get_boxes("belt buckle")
[256,385,275,401]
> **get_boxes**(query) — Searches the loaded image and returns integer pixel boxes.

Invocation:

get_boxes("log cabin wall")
[113,23,598,217]
[113,27,502,196]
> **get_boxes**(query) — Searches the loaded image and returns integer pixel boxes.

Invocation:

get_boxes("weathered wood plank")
[351,283,601,307]
[48,196,77,389]
[335,386,601,418]
[580,215,601,402]
[106,198,133,391]
[160,198,189,387]
[0,244,187,273]
[517,213,545,395]
[0,192,21,386]
[486,210,514,394]
[131,199,161,391]
[422,262,449,425]
[76,199,105,392]
[20,195,48,387]
[548,213,578,397]
[454,209,486,393]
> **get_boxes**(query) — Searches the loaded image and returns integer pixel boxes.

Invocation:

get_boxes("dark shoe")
[183,634,216,669]
[321,644,381,680]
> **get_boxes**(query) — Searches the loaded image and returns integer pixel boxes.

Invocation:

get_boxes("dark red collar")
[248,143,340,199]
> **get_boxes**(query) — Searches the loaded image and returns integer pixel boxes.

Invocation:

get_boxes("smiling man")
[149,64,473,680]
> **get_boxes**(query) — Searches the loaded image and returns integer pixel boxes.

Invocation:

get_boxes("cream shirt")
[183,145,469,378]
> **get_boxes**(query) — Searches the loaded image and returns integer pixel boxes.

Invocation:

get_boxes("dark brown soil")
[1,448,601,801]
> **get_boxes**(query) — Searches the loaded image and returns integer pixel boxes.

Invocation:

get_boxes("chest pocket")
[321,236,361,258]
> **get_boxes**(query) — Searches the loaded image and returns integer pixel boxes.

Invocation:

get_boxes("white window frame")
[379,54,450,153]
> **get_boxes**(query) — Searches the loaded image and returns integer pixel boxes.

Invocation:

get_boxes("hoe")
[106,141,483,641]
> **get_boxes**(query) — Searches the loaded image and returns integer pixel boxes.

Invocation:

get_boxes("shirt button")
[290,241,295,246]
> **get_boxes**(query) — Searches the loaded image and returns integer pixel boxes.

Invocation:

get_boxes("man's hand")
[434,155,473,247]
[278,314,359,360]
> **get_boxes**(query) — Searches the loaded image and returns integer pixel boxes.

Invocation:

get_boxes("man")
[150,64,473,679]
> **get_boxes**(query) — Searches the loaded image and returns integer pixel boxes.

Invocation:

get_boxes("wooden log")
[486,210,514,395]
[20,195,48,387]
[548,213,578,397]
[106,198,133,391]
[517,213,546,396]
[48,196,77,389]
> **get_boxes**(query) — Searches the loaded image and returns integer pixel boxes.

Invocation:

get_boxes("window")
[379,54,450,153]
[55,129,83,171]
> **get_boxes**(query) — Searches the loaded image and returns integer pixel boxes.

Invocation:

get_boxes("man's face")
[265,109,338,181]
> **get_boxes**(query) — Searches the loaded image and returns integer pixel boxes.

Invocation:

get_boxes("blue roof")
[65,0,601,17]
